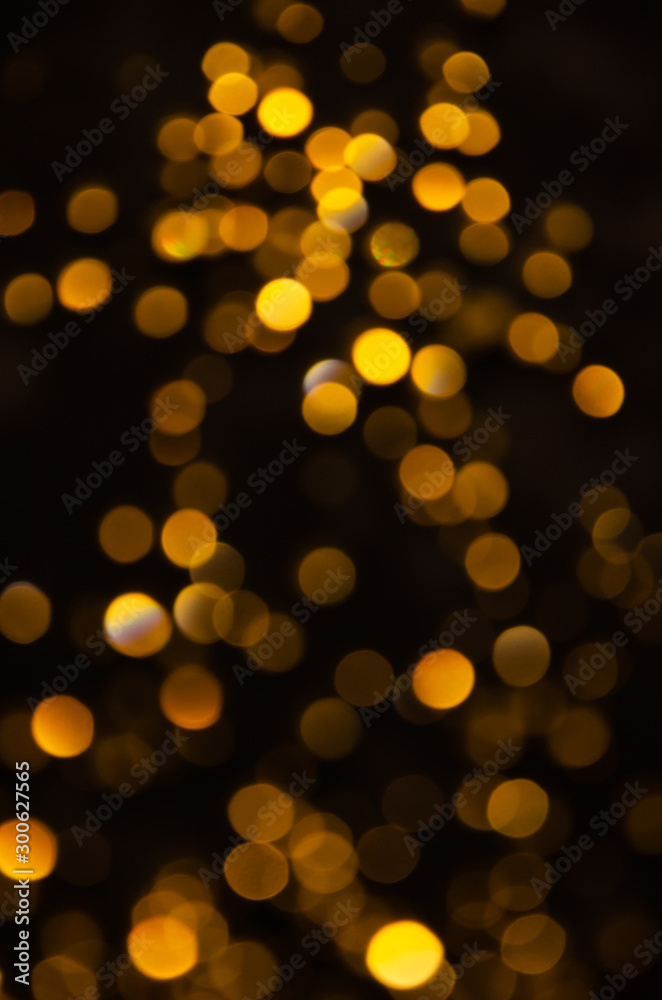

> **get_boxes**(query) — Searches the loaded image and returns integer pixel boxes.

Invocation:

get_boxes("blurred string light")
[1,3,660,996]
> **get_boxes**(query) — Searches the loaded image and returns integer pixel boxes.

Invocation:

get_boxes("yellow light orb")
[412,163,465,211]
[31,696,94,758]
[257,87,313,137]
[419,103,470,148]
[487,779,549,837]
[343,133,396,181]
[507,312,559,363]
[352,328,411,385]
[128,916,198,980]
[572,364,624,417]
[493,626,551,686]
[366,921,444,989]
[0,818,57,880]
[99,505,154,562]
[302,383,357,434]
[4,273,53,324]
[413,649,475,709]
[317,187,368,233]
[103,593,172,658]
[208,72,258,115]
[0,582,51,644]
[57,258,112,312]
[399,444,454,500]
[442,51,490,93]
[522,251,572,298]
[66,186,118,233]
[133,285,188,338]
[411,345,466,397]
[159,665,222,730]
[256,278,312,331]
[462,177,510,222]
[465,533,521,590]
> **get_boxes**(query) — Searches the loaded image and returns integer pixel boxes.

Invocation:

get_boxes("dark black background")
[1,0,661,994]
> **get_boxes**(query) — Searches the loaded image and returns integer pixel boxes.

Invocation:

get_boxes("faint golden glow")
[0,189,35,235]
[412,163,465,211]
[152,379,206,436]
[157,116,198,161]
[358,825,419,882]
[547,706,610,768]
[625,794,662,854]
[420,103,470,148]
[351,109,399,144]
[487,779,549,837]
[57,258,112,311]
[228,783,294,842]
[66,186,118,233]
[501,915,566,974]
[265,150,312,192]
[277,3,324,42]
[104,593,172,657]
[190,542,244,592]
[31,696,94,758]
[128,916,198,979]
[363,406,417,459]
[159,665,222,729]
[219,205,269,251]
[443,51,490,93]
[572,364,624,417]
[256,277,312,330]
[461,0,506,15]
[98,505,154,563]
[202,42,250,80]
[544,203,594,251]
[340,43,386,84]
[305,127,350,168]
[161,509,216,567]
[419,393,472,439]
[258,87,313,137]
[297,547,356,603]
[173,462,228,514]
[296,255,349,301]
[0,818,56,880]
[318,187,368,233]
[413,649,475,709]
[194,112,244,155]
[343,134,396,181]
[303,383,357,434]
[460,222,510,264]
[458,109,501,155]
[366,921,444,988]
[493,626,550,686]
[152,211,209,261]
[465,533,521,590]
[212,589,270,646]
[462,177,510,222]
[208,73,258,115]
[352,328,411,384]
[0,582,51,644]
[453,461,509,519]
[300,697,361,759]
[399,444,454,500]
[508,312,559,363]
[411,345,466,397]
[134,285,188,338]
[224,841,289,899]
[369,272,421,318]
[370,223,419,268]
[334,649,394,706]
[3,273,52,324]
[522,251,572,297]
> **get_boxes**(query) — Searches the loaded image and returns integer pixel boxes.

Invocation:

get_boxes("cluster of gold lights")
[2,0,662,996]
